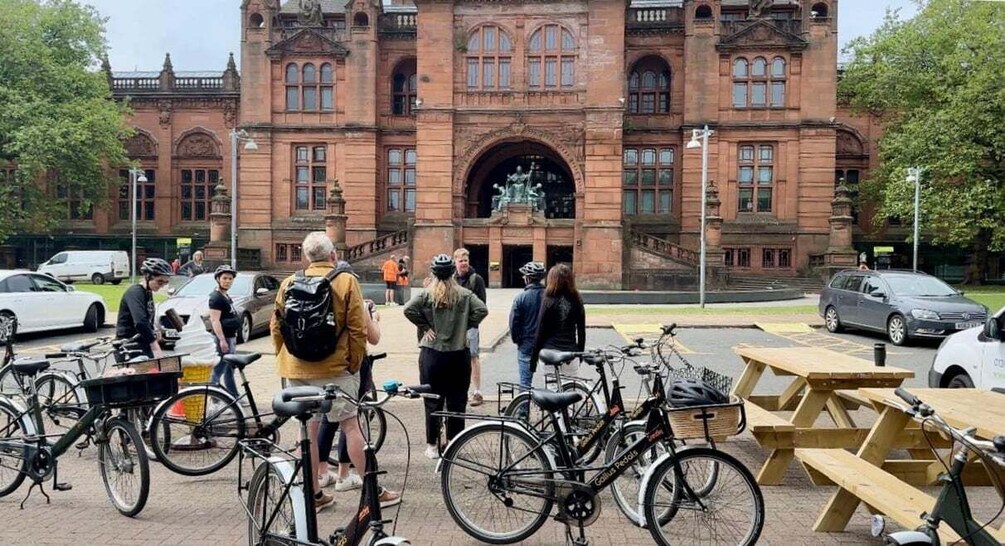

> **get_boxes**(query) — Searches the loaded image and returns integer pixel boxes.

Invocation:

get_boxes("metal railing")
[345,230,408,262]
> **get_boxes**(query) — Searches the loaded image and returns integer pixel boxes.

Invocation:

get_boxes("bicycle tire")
[35,372,82,435]
[603,421,672,526]
[0,401,28,497]
[148,387,246,476]
[247,461,298,545]
[643,447,764,546]
[328,406,387,465]
[501,391,549,434]
[440,422,555,544]
[0,365,23,397]
[98,417,150,517]
[504,383,605,465]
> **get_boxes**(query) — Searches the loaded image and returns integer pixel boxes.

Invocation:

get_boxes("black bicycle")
[0,356,178,516]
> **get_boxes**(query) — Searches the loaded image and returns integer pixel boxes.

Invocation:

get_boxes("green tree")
[840,0,1005,283]
[0,0,130,243]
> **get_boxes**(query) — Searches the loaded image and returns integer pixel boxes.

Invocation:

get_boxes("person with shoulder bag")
[208,264,241,396]
[404,254,488,460]
[270,232,398,512]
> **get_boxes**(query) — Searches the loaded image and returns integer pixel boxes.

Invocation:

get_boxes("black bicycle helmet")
[429,254,456,280]
[214,264,237,280]
[140,257,173,277]
[667,378,728,408]
[518,261,546,281]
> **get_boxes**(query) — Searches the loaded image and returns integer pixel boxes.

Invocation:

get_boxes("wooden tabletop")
[734,346,914,381]
[859,388,1005,440]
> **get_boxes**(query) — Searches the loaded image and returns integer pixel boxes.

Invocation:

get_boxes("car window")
[254,276,266,291]
[1,275,34,293]
[263,276,279,291]
[841,275,864,292]
[861,277,883,295]
[49,253,68,265]
[30,275,66,292]
[883,273,957,297]
[829,275,848,289]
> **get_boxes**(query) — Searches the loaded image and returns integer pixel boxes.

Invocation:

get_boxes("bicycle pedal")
[74,440,89,450]
[54,482,72,492]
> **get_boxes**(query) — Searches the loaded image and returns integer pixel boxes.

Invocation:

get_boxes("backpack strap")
[324,269,351,348]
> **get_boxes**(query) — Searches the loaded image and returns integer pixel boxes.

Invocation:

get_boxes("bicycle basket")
[667,395,746,440]
[80,371,181,408]
[665,365,734,394]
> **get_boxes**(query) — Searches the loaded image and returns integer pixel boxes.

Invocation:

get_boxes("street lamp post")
[229,129,259,268]
[128,168,148,284]
[907,167,923,272]
[687,126,714,308]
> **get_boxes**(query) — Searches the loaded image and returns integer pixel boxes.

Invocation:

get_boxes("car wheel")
[824,306,843,333]
[91,273,105,285]
[84,304,103,332]
[238,313,252,344]
[947,372,974,388]
[887,314,908,346]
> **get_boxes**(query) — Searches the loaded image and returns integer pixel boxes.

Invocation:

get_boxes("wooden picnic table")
[731,346,914,485]
[799,388,1005,541]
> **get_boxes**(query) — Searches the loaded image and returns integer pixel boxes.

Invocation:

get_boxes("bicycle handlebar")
[891,388,1005,462]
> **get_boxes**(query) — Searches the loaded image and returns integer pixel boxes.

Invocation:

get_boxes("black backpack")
[278,269,346,362]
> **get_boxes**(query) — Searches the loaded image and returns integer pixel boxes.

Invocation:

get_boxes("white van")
[929,306,1005,390]
[37,250,130,285]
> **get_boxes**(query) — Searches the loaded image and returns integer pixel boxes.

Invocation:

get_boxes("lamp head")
[686,128,703,149]
[243,139,259,151]
[137,174,148,183]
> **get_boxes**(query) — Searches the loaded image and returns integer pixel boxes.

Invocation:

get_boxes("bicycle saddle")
[531,389,583,412]
[60,340,101,353]
[12,356,50,376]
[538,349,577,366]
[273,386,331,419]
[222,353,261,370]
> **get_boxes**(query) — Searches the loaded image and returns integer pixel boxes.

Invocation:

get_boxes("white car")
[0,270,107,335]
[929,307,1005,389]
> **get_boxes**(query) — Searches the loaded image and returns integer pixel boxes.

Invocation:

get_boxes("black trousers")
[419,347,471,445]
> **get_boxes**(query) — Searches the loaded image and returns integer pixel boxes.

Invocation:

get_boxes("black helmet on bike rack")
[140,258,174,277]
[667,378,728,407]
[429,254,456,280]
[518,261,546,281]
[214,264,237,280]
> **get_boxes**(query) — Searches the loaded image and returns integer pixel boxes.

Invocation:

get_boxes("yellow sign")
[176,238,192,246]
[873,246,894,254]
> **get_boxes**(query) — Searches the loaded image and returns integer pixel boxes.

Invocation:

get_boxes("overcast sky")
[82,0,918,72]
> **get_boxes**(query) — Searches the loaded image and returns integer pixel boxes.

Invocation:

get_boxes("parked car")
[819,269,988,346]
[37,250,130,285]
[929,308,1005,389]
[155,272,281,346]
[0,270,106,335]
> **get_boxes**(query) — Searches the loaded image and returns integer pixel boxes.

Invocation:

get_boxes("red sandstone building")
[7,0,898,288]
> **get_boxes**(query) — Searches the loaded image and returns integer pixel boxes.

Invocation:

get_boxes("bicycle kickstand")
[564,523,589,546]
[19,480,51,509]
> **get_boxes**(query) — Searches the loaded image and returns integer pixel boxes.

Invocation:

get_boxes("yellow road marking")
[754,323,906,357]
[755,322,815,334]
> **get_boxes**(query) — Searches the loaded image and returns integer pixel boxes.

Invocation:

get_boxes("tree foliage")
[840,0,1005,280]
[0,0,130,243]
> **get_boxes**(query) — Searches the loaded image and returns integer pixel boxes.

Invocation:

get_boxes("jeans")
[517,350,534,389]
[419,347,471,445]
[210,337,238,397]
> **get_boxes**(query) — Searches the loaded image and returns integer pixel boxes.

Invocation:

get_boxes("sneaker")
[470,392,484,407]
[378,488,401,509]
[334,471,363,492]
[318,471,338,489]
[314,491,335,512]
[424,445,440,460]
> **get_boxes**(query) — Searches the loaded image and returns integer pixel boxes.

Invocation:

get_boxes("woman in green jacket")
[404,254,488,459]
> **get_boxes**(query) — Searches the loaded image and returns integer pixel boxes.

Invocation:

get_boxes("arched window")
[731,56,786,108]
[285,63,334,112]
[527,24,576,90]
[353,12,369,27]
[810,2,829,18]
[695,5,713,19]
[249,13,265,28]
[392,59,417,115]
[466,26,512,91]
[627,56,671,114]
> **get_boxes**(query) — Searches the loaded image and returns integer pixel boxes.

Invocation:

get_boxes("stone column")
[703,181,726,287]
[821,184,858,276]
[325,179,349,256]
[204,184,232,265]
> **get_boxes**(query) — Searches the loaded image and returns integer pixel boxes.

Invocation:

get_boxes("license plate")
[955,322,981,330]
[163,328,178,338]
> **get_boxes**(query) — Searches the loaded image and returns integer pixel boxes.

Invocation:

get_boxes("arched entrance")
[464,141,576,219]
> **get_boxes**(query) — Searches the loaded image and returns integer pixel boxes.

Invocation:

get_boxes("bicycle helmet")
[667,378,728,407]
[214,264,237,280]
[140,257,174,277]
[429,254,456,280]
[518,261,546,281]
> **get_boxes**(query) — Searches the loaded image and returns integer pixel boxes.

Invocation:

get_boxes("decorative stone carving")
[750,0,773,18]
[223,101,238,128]
[124,133,156,157]
[836,130,865,157]
[158,100,172,127]
[177,133,220,157]
[298,0,323,27]
[266,28,350,59]
[717,19,808,52]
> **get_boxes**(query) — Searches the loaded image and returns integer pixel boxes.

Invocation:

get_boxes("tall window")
[392,59,417,115]
[723,247,751,268]
[180,169,220,220]
[467,26,512,90]
[732,56,786,108]
[118,169,156,221]
[623,147,674,215]
[763,248,792,269]
[628,57,671,114]
[55,183,92,220]
[527,24,576,90]
[286,62,334,111]
[386,148,416,213]
[275,243,302,263]
[294,145,327,211]
[738,144,774,212]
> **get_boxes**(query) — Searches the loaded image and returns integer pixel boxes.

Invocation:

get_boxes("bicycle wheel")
[149,387,245,476]
[98,417,150,517]
[643,447,764,546]
[502,391,550,435]
[35,372,81,435]
[247,462,298,545]
[0,402,28,497]
[604,421,671,526]
[441,424,555,544]
[328,406,386,465]
[560,381,605,464]
[0,366,21,397]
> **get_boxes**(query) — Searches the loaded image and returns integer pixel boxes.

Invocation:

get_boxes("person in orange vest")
[381,254,399,306]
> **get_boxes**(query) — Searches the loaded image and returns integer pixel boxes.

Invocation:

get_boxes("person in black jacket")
[509,261,546,390]
[453,248,488,406]
[531,263,586,377]
[208,264,240,396]
[116,258,174,358]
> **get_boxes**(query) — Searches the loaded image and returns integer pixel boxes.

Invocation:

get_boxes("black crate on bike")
[80,371,182,408]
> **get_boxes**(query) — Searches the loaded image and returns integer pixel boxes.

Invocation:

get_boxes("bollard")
[874,343,886,367]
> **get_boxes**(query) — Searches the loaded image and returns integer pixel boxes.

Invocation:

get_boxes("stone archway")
[463,140,577,219]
